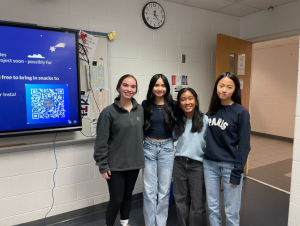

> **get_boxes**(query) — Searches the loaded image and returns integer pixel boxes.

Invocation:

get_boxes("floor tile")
[247,135,292,192]
[272,149,288,154]
[248,168,264,174]
[284,172,291,177]
[264,178,290,191]
[248,171,273,181]
[267,166,292,174]
[272,175,292,184]
[51,179,290,226]
[260,169,282,178]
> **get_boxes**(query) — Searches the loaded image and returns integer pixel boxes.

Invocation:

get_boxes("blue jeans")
[203,159,243,226]
[143,137,174,226]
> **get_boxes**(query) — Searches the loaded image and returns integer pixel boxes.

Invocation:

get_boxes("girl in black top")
[142,74,176,226]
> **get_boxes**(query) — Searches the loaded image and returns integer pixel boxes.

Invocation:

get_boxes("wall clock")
[142,2,165,29]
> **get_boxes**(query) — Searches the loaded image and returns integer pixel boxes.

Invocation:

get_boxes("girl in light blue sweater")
[173,88,208,226]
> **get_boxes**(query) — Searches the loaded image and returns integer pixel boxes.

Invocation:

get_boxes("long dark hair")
[174,88,204,137]
[208,72,241,115]
[144,74,175,131]
[116,74,138,100]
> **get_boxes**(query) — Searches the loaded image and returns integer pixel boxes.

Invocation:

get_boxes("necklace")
[156,104,162,111]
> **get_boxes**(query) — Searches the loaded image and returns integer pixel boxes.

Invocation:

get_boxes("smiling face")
[117,77,137,100]
[179,90,197,116]
[217,77,235,102]
[152,77,166,98]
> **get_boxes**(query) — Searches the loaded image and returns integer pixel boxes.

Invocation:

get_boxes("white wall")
[250,44,299,138]
[0,0,240,225]
[106,0,240,110]
[0,0,240,146]
[240,0,300,40]
[289,37,300,226]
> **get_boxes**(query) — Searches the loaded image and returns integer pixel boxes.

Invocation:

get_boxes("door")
[215,34,252,175]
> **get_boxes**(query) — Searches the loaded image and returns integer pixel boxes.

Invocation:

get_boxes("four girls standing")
[94,72,251,226]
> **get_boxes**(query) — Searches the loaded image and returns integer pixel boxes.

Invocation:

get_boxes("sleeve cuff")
[230,174,241,185]
[99,165,110,174]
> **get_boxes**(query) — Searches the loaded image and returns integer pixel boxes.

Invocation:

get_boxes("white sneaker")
[120,219,130,226]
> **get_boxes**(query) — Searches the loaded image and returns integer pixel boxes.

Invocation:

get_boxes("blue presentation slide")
[0,24,80,133]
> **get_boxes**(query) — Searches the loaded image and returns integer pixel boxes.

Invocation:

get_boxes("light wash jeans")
[203,159,243,226]
[143,137,174,226]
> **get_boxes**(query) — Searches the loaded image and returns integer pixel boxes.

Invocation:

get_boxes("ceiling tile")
[227,0,244,2]
[267,37,298,45]
[254,36,299,49]
[218,3,261,16]
[184,0,233,11]
[240,0,297,10]
[253,43,278,49]
[164,0,298,17]
[164,0,187,3]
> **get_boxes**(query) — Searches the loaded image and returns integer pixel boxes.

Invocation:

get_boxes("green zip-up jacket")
[94,98,145,174]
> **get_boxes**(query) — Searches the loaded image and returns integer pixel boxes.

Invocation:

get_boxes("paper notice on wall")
[81,94,91,119]
[91,90,110,113]
[239,79,244,89]
[237,54,246,75]
[90,118,98,136]
[79,30,98,61]
[103,89,110,107]
[86,66,105,90]
[172,85,188,101]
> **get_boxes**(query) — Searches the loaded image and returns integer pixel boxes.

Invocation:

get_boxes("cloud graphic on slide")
[28,54,45,58]
[55,43,66,48]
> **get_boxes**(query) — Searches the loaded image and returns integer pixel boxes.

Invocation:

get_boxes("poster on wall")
[81,94,91,119]
[239,79,244,89]
[172,85,188,101]
[90,118,98,136]
[237,54,246,75]
[86,65,105,90]
[91,90,110,114]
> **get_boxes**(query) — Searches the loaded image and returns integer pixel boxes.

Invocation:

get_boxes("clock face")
[142,2,165,29]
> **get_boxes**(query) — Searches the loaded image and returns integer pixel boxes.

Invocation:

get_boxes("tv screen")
[0,22,82,137]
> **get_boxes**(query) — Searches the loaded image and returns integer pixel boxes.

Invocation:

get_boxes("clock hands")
[153,10,160,23]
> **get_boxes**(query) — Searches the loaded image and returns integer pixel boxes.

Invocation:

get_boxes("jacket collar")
[113,98,139,112]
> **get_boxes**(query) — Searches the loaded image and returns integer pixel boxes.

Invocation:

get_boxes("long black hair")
[208,72,241,115]
[144,74,175,132]
[174,88,204,137]
[115,74,138,100]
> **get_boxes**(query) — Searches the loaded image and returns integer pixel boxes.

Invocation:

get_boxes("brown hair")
[116,74,138,100]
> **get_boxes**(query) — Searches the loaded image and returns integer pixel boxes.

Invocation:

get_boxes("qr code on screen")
[30,88,66,119]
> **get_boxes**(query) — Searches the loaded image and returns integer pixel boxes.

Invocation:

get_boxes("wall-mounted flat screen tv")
[0,22,82,137]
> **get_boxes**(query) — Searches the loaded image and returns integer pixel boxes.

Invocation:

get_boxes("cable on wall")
[44,132,58,226]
